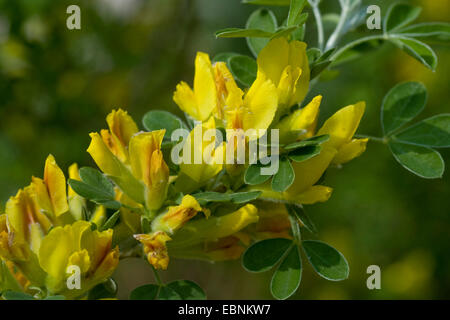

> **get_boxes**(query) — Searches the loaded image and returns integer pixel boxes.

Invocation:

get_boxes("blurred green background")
[0,0,449,299]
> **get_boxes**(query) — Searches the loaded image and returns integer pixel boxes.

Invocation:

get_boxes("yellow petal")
[242,72,278,133]
[276,95,322,144]
[213,61,241,119]
[129,130,165,186]
[287,147,337,195]
[257,37,290,86]
[179,118,224,184]
[333,138,369,165]
[67,249,91,274]
[170,204,259,247]
[151,195,202,234]
[173,52,216,121]
[87,132,122,177]
[134,231,171,270]
[288,40,310,106]
[43,155,69,217]
[296,185,333,204]
[68,163,80,198]
[318,102,366,150]
[106,109,139,148]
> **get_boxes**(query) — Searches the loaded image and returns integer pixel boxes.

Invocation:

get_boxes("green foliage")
[288,145,322,162]
[193,191,262,204]
[129,284,159,300]
[1,291,35,300]
[381,82,428,135]
[285,204,318,234]
[389,143,444,179]
[228,55,257,87]
[142,110,188,141]
[302,240,350,281]
[384,3,422,33]
[244,162,273,185]
[246,9,278,57]
[395,114,450,148]
[270,245,302,300]
[100,210,121,231]
[88,279,118,300]
[271,157,295,192]
[242,238,293,272]
[68,167,121,209]
[284,134,329,150]
[389,37,437,71]
[130,280,206,300]
[379,82,450,178]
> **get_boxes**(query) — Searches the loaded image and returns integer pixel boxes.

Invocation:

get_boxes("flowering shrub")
[1,0,449,300]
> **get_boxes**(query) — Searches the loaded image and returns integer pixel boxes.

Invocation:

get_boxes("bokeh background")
[0,0,449,299]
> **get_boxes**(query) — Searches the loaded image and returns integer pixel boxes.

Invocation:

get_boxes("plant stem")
[329,34,387,62]
[308,0,324,51]
[325,1,350,50]
[151,265,163,286]
[355,134,387,143]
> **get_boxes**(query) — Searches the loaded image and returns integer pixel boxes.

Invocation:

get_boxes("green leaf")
[288,145,321,162]
[284,134,329,150]
[302,240,349,281]
[44,295,66,300]
[390,37,438,71]
[287,0,307,27]
[246,9,278,57]
[384,3,422,32]
[0,260,23,292]
[242,238,293,272]
[166,280,206,300]
[244,163,273,185]
[395,114,450,148]
[79,167,115,199]
[88,278,117,300]
[68,180,112,203]
[100,210,121,231]
[271,25,304,39]
[212,52,239,64]
[129,284,159,300]
[271,158,295,192]
[2,291,35,300]
[307,48,322,65]
[311,61,332,80]
[215,28,273,39]
[285,204,318,234]
[270,245,302,300]
[142,110,188,140]
[230,191,262,203]
[381,81,428,136]
[229,55,257,87]
[397,22,450,42]
[193,191,261,204]
[389,142,444,179]
[242,0,290,5]
[158,286,182,300]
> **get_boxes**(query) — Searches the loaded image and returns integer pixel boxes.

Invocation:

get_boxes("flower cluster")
[0,37,367,299]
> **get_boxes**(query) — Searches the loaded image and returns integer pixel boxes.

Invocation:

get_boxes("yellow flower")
[257,37,310,114]
[103,109,139,164]
[68,163,86,221]
[317,102,368,165]
[176,118,225,191]
[275,95,322,144]
[215,62,278,135]
[169,204,258,252]
[31,154,69,218]
[173,52,217,122]
[134,231,171,270]
[251,102,367,205]
[129,130,169,211]
[38,220,119,297]
[151,195,206,234]
[87,110,170,210]
[174,53,278,136]
[247,202,292,240]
